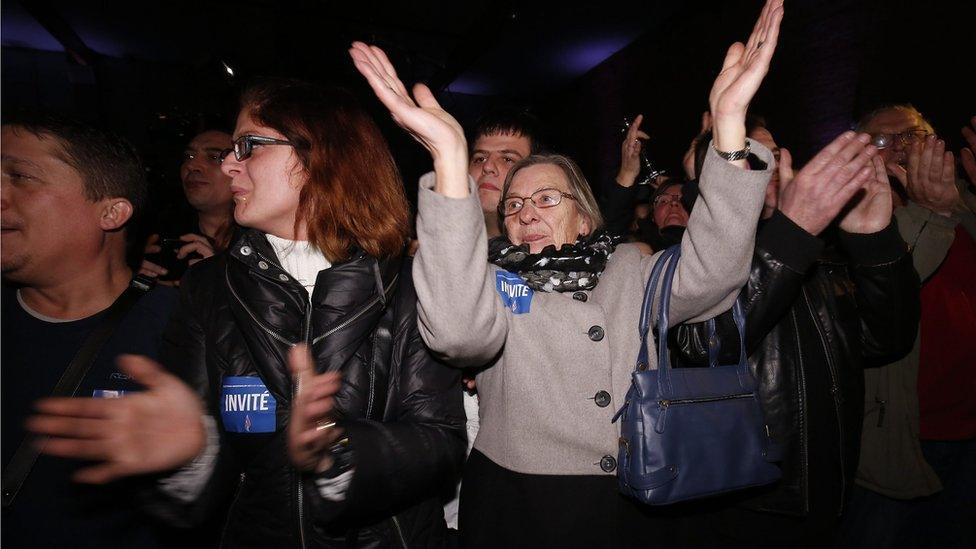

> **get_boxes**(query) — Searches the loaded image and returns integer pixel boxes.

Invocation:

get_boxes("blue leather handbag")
[612,245,782,505]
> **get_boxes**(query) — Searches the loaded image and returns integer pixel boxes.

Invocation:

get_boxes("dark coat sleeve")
[601,181,639,238]
[304,296,466,523]
[835,220,921,365]
[670,210,824,363]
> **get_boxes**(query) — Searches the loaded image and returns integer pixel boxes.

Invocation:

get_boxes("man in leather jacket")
[672,131,920,546]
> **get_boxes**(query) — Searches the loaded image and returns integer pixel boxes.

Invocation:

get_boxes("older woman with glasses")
[350,1,784,546]
[28,79,466,548]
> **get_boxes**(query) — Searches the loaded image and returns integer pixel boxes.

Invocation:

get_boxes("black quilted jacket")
[671,211,919,517]
[158,229,466,548]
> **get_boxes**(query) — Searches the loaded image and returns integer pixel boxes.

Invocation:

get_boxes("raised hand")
[27,355,206,483]
[349,42,468,195]
[617,114,651,187]
[889,135,961,217]
[708,0,784,154]
[960,116,976,186]
[839,155,894,234]
[287,344,343,473]
[777,132,877,236]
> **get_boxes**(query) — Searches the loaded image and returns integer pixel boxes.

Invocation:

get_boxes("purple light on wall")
[448,76,496,95]
[1,6,63,52]
[561,34,636,75]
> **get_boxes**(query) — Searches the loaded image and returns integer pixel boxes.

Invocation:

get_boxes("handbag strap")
[706,298,748,368]
[637,246,679,369]
[1,275,155,509]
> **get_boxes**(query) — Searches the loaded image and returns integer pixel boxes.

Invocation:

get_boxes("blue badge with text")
[220,376,277,433]
[495,270,534,315]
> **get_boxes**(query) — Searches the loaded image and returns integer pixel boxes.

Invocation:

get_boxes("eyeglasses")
[220,135,295,162]
[499,188,578,216]
[870,130,930,150]
[652,193,683,208]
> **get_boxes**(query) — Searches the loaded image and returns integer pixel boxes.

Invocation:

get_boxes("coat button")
[258,261,269,270]
[240,245,252,256]
[637,362,648,371]
[573,291,588,302]
[594,390,611,407]
[587,325,605,341]
[600,455,617,473]
[278,274,289,282]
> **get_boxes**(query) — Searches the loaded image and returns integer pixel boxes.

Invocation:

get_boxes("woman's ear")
[578,215,592,237]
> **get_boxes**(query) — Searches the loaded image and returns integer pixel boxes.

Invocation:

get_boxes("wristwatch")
[713,140,751,162]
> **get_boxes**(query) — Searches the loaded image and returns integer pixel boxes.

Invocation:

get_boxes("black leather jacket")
[672,212,920,516]
[159,229,466,548]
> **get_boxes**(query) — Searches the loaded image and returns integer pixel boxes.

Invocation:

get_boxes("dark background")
[3,0,972,211]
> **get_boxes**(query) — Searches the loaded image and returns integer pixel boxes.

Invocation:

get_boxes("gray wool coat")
[413,142,774,476]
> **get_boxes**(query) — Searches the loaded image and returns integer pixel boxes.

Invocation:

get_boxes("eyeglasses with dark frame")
[499,188,578,216]
[220,135,295,162]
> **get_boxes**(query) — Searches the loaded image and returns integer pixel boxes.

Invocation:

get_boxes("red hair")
[241,80,410,261]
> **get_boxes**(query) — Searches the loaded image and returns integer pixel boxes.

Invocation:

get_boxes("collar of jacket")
[225,229,402,365]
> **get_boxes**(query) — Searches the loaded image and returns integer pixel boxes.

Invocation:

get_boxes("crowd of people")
[2,1,973,547]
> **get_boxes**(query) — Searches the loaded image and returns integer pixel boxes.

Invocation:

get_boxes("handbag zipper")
[659,392,753,408]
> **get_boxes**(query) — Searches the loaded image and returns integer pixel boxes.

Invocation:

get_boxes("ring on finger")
[315,420,336,432]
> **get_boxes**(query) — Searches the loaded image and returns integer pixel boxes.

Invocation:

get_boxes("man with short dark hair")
[1,116,178,548]
[467,108,546,237]
[140,128,236,282]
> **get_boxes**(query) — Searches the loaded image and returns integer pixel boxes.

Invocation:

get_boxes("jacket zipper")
[226,265,298,346]
[218,473,247,548]
[801,286,847,514]
[658,392,753,408]
[789,307,810,514]
[391,515,408,549]
[311,273,399,345]
[296,303,312,549]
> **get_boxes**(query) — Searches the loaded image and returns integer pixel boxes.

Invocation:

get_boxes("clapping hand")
[27,355,206,483]
[777,132,878,236]
[839,154,894,234]
[287,344,343,473]
[888,135,961,217]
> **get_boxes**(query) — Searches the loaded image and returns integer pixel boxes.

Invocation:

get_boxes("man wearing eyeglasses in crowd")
[140,129,236,283]
[839,105,976,548]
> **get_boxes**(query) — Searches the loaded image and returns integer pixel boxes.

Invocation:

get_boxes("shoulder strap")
[2,275,155,509]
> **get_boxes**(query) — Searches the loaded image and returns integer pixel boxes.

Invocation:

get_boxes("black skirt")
[458,449,687,549]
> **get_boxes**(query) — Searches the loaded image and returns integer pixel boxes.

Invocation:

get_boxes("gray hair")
[855,103,935,134]
[498,154,604,238]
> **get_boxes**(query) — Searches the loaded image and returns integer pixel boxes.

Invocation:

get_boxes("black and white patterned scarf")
[487,231,622,292]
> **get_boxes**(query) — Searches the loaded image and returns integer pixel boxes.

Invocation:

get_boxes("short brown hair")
[499,154,604,237]
[241,80,410,261]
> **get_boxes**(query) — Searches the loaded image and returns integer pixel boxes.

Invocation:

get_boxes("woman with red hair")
[28,79,466,548]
